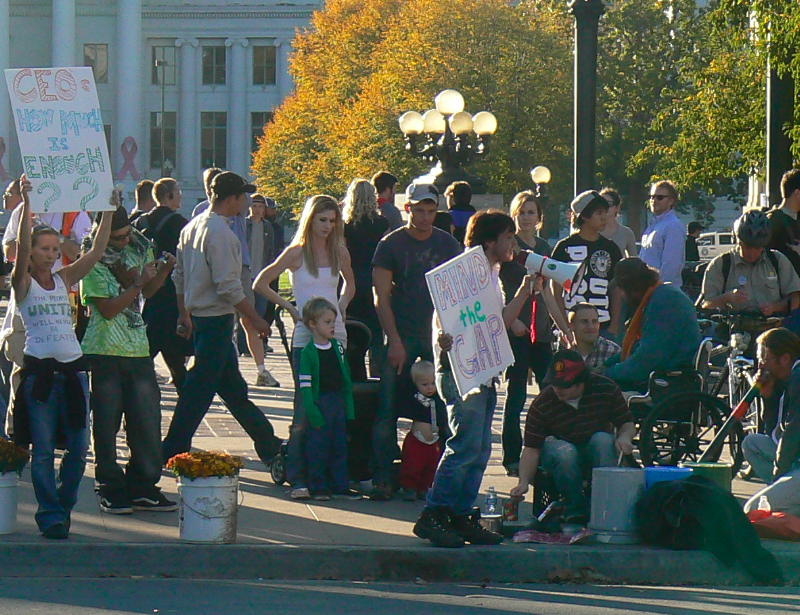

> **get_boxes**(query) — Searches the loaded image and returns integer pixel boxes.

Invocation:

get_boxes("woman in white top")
[11,175,113,539]
[254,194,355,498]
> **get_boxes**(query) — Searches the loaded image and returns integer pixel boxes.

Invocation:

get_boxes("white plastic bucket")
[589,467,644,544]
[0,471,18,535]
[177,475,238,544]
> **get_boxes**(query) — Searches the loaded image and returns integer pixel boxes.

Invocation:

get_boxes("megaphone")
[515,251,588,300]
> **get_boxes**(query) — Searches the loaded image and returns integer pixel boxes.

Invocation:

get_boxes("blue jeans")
[503,338,552,469]
[162,314,279,463]
[372,336,433,484]
[287,347,307,487]
[305,391,349,494]
[26,372,89,531]
[540,432,617,518]
[426,371,497,515]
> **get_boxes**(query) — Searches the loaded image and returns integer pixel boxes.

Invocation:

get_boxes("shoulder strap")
[721,251,732,293]
[766,249,781,287]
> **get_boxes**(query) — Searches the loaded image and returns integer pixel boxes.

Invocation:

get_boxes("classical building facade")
[1,0,320,207]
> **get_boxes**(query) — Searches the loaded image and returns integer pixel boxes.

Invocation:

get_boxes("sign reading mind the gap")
[426,246,514,397]
[4,67,114,213]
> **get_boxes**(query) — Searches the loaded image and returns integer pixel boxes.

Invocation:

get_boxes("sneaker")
[312,491,332,501]
[505,464,520,478]
[450,509,503,545]
[369,482,394,501]
[290,487,310,500]
[264,344,274,353]
[349,479,373,494]
[256,370,280,388]
[413,507,464,548]
[131,491,178,512]
[41,522,69,540]
[334,489,363,500]
[98,495,133,515]
[398,487,417,502]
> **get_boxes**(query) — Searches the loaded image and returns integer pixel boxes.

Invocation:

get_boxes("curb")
[0,543,797,585]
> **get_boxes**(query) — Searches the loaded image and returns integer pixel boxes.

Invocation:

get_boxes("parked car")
[696,232,734,261]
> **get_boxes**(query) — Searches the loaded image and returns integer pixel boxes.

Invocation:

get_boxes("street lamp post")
[398,89,497,193]
[531,165,556,239]
[155,58,168,178]
[569,0,604,196]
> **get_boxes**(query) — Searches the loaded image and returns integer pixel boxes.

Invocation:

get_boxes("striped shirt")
[523,373,633,449]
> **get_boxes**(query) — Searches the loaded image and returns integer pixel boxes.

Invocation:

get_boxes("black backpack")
[720,249,781,292]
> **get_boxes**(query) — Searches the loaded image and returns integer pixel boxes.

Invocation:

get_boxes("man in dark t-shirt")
[370,183,461,499]
[552,191,623,333]
[768,169,800,276]
[133,178,190,390]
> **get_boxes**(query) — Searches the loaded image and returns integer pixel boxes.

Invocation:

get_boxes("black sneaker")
[99,494,133,515]
[41,522,69,540]
[131,491,178,512]
[333,489,363,500]
[413,507,464,548]
[369,482,394,501]
[450,509,503,545]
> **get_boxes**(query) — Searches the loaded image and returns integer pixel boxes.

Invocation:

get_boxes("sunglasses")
[648,194,672,201]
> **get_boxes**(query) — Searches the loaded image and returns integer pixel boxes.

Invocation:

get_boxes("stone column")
[276,39,293,99]
[52,0,76,67]
[0,0,10,180]
[226,37,249,175]
[114,0,143,181]
[176,38,198,182]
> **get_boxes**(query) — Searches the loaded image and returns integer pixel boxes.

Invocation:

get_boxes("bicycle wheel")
[638,391,744,474]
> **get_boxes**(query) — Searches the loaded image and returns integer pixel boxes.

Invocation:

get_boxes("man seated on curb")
[604,258,701,392]
[510,350,635,525]
[567,303,620,374]
[742,328,800,516]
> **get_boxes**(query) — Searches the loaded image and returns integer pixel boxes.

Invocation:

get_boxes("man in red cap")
[511,349,635,525]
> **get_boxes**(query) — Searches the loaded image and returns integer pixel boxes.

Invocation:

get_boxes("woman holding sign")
[413,210,536,548]
[10,175,113,539]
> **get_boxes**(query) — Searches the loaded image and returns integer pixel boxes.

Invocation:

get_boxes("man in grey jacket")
[161,172,281,465]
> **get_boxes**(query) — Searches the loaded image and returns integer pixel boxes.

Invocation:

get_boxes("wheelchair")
[269,316,380,486]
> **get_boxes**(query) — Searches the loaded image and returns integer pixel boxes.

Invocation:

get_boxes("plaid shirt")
[583,337,621,373]
[523,373,633,449]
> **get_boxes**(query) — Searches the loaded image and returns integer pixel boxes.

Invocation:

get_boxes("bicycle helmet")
[733,210,771,248]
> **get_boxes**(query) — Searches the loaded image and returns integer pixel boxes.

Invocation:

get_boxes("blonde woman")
[253,194,355,499]
[342,179,389,377]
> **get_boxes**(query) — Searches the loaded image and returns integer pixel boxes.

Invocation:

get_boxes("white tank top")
[16,273,83,363]
[290,260,347,348]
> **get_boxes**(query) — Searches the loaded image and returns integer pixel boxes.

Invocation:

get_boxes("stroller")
[269,308,380,486]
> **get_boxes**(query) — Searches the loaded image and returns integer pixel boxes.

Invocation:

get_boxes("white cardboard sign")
[426,246,514,397]
[4,67,114,213]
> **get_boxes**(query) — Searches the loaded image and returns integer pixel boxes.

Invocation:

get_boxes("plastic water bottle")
[758,495,771,512]
[485,487,498,515]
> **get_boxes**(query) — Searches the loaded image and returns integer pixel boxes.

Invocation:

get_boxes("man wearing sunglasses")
[639,181,686,287]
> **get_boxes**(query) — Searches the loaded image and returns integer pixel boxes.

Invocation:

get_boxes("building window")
[202,46,226,85]
[83,43,108,83]
[150,111,177,171]
[152,46,177,85]
[201,112,227,168]
[250,112,274,151]
[252,46,277,85]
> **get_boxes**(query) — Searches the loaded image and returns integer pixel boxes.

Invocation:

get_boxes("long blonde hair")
[342,178,378,224]
[291,194,343,277]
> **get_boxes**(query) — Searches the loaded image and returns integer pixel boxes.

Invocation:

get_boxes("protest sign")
[4,67,113,212]
[426,246,514,397]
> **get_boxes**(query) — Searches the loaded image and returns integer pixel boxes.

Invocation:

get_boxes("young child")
[398,360,449,501]
[10,175,113,539]
[297,297,359,501]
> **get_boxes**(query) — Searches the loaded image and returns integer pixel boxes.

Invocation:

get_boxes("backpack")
[720,249,781,293]
[139,210,179,257]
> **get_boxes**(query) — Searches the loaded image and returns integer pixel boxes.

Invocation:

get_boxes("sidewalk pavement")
[2,320,799,585]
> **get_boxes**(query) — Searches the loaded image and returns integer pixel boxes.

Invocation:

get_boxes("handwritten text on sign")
[426,247,514,397]
[4,67,114,213]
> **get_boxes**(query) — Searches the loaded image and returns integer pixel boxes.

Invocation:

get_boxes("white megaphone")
[515,251,588,300]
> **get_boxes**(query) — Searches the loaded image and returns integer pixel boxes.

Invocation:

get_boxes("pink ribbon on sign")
[0,137,7,181]
[117,136,141,180]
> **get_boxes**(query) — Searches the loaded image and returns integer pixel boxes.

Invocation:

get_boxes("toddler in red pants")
[398,361,449,501]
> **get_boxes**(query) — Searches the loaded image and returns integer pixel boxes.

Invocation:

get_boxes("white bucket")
[589,467,644,544]
[177,475,238,544]
[0,471,18,535]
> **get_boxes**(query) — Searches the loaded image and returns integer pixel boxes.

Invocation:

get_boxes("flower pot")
[0,471,18,535]
[177,475,238,544]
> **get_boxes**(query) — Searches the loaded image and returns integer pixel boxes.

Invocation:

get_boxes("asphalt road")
[0,580,797,615]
